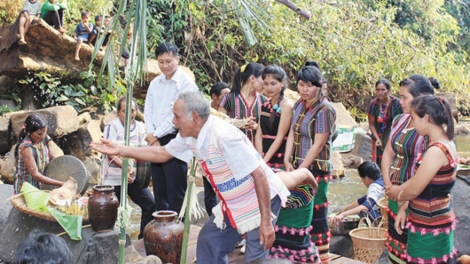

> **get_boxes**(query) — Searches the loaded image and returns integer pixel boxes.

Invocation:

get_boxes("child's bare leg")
[277,168,318,193]
[88,34,96,46]
[24,15,33,35]
[18,15,27,41]
[74,39,83,60]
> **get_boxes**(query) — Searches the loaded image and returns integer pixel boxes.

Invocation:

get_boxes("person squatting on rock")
[143,42,198,215]
[17,0,41,45]
[102,96,156,239]
[91,91,318,264]
[13,113,63,194]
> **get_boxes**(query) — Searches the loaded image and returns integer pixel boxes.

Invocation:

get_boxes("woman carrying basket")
[386,95,457,263]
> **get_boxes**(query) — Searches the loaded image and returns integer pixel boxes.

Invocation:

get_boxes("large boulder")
[333,102,358,128]
[9,105,79,140]
[0,184,14,234]
[347,131,372,162]
[0,18,103,78]
[0,116,12,154]
[56,119,102,161]
[0,207,130,263]
[331,151,345,178]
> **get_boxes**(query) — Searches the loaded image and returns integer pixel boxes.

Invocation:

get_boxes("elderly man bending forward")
[91,91,317,263]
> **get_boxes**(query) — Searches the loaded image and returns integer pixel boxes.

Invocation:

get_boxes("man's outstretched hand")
[90,138,121,156]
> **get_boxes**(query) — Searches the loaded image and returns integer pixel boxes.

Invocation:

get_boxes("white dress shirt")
[144,67,198,138]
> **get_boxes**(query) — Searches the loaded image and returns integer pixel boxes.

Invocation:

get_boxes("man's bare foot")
[18,39,27,45]
[74,56,80,61]
[57,27,66,34]
[87,43,94,48]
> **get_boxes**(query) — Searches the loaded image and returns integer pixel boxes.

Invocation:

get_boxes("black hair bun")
[305,60,321,71]
[429,77,440,89]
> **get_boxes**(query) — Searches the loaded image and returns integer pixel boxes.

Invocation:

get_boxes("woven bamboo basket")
[10,193,89,222]
[349,218,387,263]
[377,197,388,228]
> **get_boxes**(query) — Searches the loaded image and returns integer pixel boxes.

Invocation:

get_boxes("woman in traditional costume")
[381,75,440,263]
[255,65,320,263]
[367,79,402,167]
[386,95,457,263]
[284,64,336,264]
[218,62,266,143]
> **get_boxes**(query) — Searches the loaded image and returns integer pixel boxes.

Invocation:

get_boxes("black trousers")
[114,184,156,239]
[43,9,64,29]
[203,176,217,216]
[151,134,187,214]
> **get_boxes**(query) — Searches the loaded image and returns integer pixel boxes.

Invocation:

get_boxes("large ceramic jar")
[88,185,119,232]
[144,210,184,263]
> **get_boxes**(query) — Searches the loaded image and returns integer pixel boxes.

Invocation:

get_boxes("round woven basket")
[377,197,388,228]
[10,194,89,222]
[349,220,387,263]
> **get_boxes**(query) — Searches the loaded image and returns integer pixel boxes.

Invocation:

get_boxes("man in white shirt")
[92,91,296,263]
[144,42,198,214]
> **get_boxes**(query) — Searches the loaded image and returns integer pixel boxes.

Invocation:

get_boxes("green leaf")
[56,95,69,102]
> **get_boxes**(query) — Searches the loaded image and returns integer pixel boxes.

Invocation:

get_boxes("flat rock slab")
[9,105,79,140]
[41,155,89,194]
[0,207,129,264]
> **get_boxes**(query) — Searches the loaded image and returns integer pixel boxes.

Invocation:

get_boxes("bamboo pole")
[180,158,198,264]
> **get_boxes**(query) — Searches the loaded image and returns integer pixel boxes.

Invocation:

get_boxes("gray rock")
[78,112,92,125]
[83,156,102,186]
[56,119,102,161]
[330,235,353,258]
[349,132,372,162]
[0,145,16,183]
[0,184,14,234]
[0,116,12,154]
[9,106,79,140]
[453,176,470,257]
[0,208,130,264]
[331,151,345,178]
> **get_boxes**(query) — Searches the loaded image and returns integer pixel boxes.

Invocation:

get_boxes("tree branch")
[276,0,311,20]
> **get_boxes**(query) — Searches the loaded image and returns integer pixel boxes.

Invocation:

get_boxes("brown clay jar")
[144,210,184,263]
[88,185,119,232]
